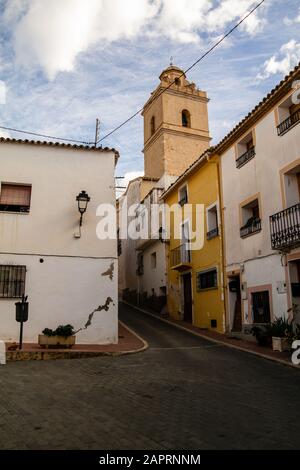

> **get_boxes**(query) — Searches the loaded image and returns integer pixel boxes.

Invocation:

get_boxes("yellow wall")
[165,155,225,333]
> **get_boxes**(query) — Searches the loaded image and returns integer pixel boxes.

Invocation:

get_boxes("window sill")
[197,286,218,292]
[240,228,262,239]
[0,211,30,215]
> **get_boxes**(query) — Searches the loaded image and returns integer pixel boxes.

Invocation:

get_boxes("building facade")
[161,153,226,333]
[218,64,300,332]
[0,138,119,344]
[119,64,211,310]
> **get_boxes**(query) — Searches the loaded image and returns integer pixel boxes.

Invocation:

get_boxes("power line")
[97,0,265,144]
[0,124,92,145]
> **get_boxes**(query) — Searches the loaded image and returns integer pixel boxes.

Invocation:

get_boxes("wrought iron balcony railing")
[270,202,300,250]
[240,218,261,238]
[170,243,191,268]
[206,227,219,240]
[236,146,256,169]
[277,109,300,136]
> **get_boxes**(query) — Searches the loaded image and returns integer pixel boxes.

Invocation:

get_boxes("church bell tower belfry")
[142,65,211,180]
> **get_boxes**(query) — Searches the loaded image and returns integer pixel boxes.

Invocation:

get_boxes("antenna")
[94,118,100,147]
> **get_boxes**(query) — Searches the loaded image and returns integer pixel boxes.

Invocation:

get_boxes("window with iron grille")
[0,265,26,298]
[197,268,218,290]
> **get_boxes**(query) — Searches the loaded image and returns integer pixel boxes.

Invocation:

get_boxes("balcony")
[236,147,256,169]
[170,244,191,271]
[277,109,300,136]
[270,203,300,250]
[240,218,261,238]
[207,227,219,240]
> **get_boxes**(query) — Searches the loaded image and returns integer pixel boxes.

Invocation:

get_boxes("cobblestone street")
[0,302,299,450]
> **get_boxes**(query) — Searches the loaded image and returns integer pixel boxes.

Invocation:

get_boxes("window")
[178,185,188,206]
[277,94,300,136]
[175,77,181,86]
[197,268,218,290]
[206,203,219,240]
[151,252,157,269]
[150,116,155,136]
[252,291,271,323]
[236,131,255,168]
[0,265,26,298]
[0,183,31,213]
[182,109,191,128]
[240,197,261,238]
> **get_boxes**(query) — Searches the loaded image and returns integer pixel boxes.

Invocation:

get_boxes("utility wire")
[97,0,265,144]
[0,0,265,146]
[0,124,91,145]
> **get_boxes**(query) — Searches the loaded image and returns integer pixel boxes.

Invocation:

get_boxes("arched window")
[175,77,181,86]
[182,109,191,128]
[150,116,155,136]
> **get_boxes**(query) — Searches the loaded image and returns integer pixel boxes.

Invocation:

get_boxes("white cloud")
[284,7,300,25]
[257,39,300,80]
[10,0,267,79]
[13,0,158,80]
[0,81,6,104]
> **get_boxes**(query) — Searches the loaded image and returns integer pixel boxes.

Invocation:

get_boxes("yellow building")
[161,151,226,333]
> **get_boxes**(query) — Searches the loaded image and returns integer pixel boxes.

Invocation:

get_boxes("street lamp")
[76,190,90,227]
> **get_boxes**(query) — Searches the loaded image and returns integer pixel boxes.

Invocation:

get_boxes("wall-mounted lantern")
[76,190,90,226]
[74,191,90,238]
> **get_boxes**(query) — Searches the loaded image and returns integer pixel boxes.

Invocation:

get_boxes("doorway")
[228,274,242,332]
[182,272,193,323]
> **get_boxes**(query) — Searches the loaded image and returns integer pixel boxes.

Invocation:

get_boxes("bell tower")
[142,65,211,179]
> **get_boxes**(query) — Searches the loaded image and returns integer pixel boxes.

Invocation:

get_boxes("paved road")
[0,302,300,450]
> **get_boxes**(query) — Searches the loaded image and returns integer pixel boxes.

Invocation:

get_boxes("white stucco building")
[0,137,119,344]
[218,63,300,332]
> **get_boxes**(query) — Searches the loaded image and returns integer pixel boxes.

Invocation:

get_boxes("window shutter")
[0,184,31,206]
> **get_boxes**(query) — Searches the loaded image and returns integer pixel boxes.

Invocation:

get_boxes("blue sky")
[0,0,300,192]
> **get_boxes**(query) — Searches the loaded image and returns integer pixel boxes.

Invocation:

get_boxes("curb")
[121,301,300,370]
[118,320,149,356]
[6,320,148,362]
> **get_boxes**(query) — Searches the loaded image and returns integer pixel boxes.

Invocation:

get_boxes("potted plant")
[251,324,272,346]
[286,324,300,349]
[270,318,292,352]
[38,324,76,349]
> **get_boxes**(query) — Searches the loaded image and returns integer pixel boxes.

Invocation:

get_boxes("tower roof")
[159,64,186,81]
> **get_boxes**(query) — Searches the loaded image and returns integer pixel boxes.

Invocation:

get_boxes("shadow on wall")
[122,288,166,314]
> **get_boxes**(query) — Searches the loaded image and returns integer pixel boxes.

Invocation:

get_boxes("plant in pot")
[251,324,272,346]
[286,324,300,349]
[270,318,292,352]
[38,324,76,349]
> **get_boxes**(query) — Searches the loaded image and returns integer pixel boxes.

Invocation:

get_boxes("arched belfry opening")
[182,109,191,128]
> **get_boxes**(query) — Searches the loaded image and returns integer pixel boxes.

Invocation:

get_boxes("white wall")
[241,254,288,324]
[0,142,118,344]
[0,143,116,258]
[0,254,118,344]
[221,91,300,326]
[140,240,166,297]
